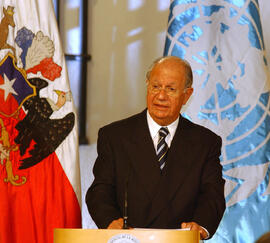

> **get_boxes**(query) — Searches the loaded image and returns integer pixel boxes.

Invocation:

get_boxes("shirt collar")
[147,110,179,140]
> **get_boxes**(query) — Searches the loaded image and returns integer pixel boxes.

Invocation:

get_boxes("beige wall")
[62,0,270,145]
[86,0,170,144]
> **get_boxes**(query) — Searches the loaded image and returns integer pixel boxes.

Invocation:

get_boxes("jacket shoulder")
[99,110,146,135]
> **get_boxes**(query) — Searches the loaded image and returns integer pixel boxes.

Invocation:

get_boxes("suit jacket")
[86,109,225,238]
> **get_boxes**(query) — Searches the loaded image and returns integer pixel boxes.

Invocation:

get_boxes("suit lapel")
[146,116,197,225]
[127,110,162,200]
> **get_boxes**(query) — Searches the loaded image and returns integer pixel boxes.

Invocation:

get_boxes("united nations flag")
[164,1,270,242]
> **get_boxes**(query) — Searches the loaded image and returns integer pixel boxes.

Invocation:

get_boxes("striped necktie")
[157,127,169,170]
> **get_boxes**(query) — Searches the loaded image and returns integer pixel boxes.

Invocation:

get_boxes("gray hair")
[146,56,193,88]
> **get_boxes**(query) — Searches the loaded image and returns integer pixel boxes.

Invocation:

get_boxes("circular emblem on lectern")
[107,233,140,243]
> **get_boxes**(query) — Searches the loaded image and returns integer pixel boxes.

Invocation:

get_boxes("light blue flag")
[164,0,270,242]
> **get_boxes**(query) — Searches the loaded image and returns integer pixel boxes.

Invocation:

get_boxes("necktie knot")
[159,127,169,139]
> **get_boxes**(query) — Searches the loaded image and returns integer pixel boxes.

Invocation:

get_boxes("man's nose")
[156,88,168,99]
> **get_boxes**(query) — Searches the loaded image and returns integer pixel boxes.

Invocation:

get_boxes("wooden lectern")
[54,228,200,243]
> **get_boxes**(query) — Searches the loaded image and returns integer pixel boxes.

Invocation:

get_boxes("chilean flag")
[0,1,81,243]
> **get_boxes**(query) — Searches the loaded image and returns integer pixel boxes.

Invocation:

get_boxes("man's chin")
[152,111,168,118]
[151,112,170,125]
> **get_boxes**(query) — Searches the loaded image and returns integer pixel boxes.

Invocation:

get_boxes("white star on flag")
[0,73,18,101]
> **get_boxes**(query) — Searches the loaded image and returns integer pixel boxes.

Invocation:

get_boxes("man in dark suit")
[86,56,225,239]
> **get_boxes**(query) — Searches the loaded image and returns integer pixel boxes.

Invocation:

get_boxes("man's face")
[147,59,193,126]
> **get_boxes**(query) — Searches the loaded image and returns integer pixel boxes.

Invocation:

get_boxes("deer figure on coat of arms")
[0,6,16,55]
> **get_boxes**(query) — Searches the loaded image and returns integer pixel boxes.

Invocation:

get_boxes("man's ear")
[183,87,193,105]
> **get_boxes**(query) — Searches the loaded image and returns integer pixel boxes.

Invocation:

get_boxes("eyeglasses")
[147,83,184,97]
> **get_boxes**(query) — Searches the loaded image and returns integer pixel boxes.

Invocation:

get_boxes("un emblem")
[164,0,270,207]
[108,233,140,243]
